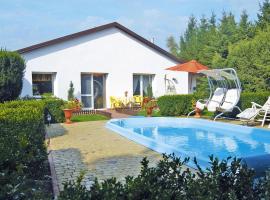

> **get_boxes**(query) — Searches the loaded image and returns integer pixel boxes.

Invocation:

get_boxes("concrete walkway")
[46,121,162,193]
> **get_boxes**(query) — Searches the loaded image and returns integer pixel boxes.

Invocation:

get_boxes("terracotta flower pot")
[194,107,201,118]
[146,107,153,117]
[63,109,73,124]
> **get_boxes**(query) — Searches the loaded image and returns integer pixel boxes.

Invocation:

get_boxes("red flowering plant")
[72,98,83,112]
[61,98,83,111]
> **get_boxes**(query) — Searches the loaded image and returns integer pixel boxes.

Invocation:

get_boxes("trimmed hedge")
[157,94,195,116]
[43,98,65,123]
[158,92,270,116]
[239,92,270,110]
[0,100,51,199]
[0,98,65,123]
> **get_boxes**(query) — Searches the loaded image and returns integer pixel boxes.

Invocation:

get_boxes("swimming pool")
[106,117,270,173]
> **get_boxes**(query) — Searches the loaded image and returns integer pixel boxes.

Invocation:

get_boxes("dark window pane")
[133,75,140,95]
[81,96,92,108]
[32,81,53,95]
[81,74,92,94]
[143,75,152,96]
[32,73,53,95]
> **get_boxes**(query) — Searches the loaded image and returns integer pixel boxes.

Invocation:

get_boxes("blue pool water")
[106,117,270,172]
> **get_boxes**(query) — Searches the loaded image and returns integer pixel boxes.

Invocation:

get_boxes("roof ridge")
[16,22,183,63]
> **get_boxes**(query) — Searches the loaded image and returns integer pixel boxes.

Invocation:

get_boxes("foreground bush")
[43,97,65,123]
[0,50,25,102]
[158,92,270,117]
[59,154,270,200]
[0,100,51,199]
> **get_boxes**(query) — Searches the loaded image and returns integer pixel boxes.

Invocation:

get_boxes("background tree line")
[167,0,270,92]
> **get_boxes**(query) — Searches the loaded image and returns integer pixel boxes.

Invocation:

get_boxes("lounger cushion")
[220,89,239,111]
[207,88,226,112]
[237,108,257,120]
[196,101,205,110]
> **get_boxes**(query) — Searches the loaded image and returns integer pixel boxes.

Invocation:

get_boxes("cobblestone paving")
[47,121,162,191]
[46,123,67,138]
[50,149,95,191]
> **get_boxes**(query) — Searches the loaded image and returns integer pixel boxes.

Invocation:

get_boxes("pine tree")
[238,10,254,40]
[257,0,270,29]
[166,36,179,56]
[179,15,199,61]
[209,12,216,28]
[166,1,270,92]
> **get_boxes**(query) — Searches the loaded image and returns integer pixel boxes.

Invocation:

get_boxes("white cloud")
[78,16,110,29]
[143,8,162,18]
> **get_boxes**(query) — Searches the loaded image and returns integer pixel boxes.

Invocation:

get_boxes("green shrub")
[240,92,270,110]
[0,98,65,123]
[157,94,195,116]
[0,50,25,102]
[157,92,270,117]
[0,100,51,199]
[59,154,270,199]
[43,97,65,123]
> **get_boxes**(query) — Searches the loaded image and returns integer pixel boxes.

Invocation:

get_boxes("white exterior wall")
[21,27,190,108]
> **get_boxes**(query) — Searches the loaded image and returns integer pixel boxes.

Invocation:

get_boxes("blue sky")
[0,0,263,51]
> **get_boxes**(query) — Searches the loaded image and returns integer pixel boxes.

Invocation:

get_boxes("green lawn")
[71,114,109,122]
[137,109,214,118]
[137,109,162,117]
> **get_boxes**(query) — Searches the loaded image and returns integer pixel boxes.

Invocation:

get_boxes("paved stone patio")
[47,121,163,192]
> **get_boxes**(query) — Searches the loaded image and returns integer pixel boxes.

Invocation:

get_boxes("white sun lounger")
[237,97,270,126]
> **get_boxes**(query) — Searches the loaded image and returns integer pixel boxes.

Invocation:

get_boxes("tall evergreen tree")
[179,15,199,60]
[166,1,270,92]
[238,10,254,40]
[218,12,238,59]
[257,0,270,29]
[166,36,179,56]
[209,12,217,28]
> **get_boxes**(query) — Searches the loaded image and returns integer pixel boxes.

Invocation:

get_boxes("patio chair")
[214,89,242,120]
[110,96,122,109]
[133,95,143,107]
[237,97,270,126]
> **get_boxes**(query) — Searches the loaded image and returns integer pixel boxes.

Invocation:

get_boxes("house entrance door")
[81,73,106,109]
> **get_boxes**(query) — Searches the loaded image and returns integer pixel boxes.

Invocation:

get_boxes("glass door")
[93,75,105,109]
[81,73,106,109]
[81,74,93,109]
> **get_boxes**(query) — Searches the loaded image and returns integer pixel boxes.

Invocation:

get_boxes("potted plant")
[144,100,157,117]
[192,98,201,118]
[73,98,83,112]
[62,101,77,124]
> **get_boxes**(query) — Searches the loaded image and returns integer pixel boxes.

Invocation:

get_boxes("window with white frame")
[32,73,55,96]
[133,74,153,96]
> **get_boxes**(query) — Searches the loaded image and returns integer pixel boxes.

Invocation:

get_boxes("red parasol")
[166,60,208,73]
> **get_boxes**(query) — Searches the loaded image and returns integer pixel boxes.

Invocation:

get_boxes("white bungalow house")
[18,22,196,109]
